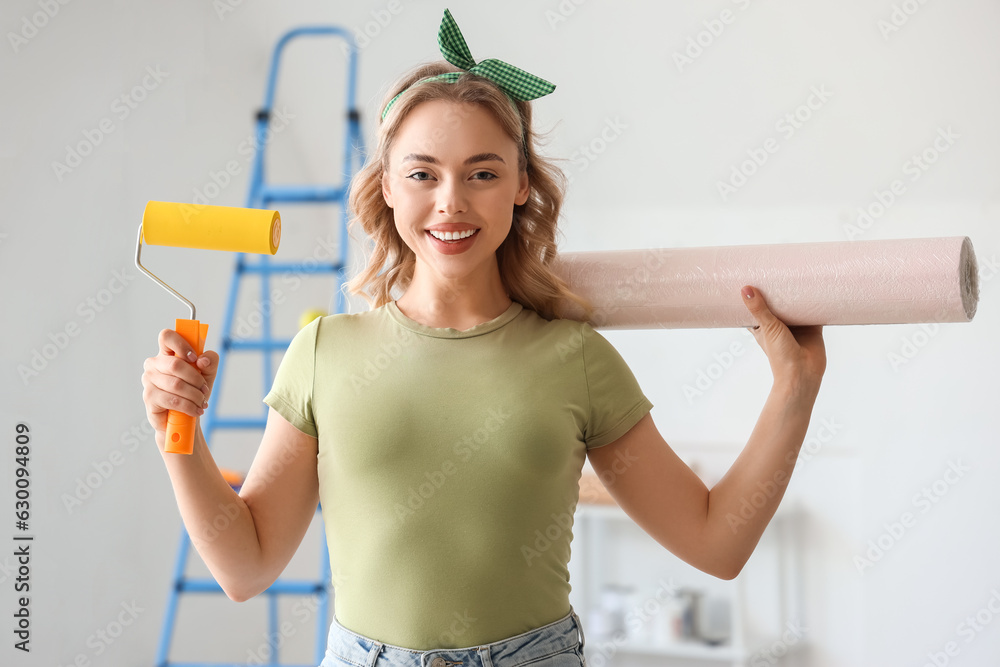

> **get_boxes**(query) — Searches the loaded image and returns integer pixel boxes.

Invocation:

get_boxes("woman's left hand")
[741,285,826,394]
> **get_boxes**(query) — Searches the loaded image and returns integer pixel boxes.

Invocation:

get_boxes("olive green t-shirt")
[262,299,653,649]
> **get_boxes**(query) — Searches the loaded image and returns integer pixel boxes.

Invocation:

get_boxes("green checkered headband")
[380,8,556,122]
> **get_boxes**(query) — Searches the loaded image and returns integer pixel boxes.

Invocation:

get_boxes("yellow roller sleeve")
[141,201,280,255]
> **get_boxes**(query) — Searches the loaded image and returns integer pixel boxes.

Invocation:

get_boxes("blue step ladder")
[155,26,366,667]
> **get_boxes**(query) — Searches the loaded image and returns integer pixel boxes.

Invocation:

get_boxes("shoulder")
[525,310,626,368]
[309,305,401,356]
[516,303,585,334]
[515,304,593,360]
[312,305,386,335]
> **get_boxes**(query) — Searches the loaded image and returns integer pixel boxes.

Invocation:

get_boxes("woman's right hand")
[141,329,220,443]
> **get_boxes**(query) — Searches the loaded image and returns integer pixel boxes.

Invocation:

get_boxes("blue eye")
[405,170,496,182]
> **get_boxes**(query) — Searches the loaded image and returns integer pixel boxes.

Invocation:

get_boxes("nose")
[436,177,469,216]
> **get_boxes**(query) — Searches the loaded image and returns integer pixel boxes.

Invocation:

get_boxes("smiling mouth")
[426,229,480,243]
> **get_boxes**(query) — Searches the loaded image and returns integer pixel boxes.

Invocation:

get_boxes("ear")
[514,171,529,206]
[381,171,394,208]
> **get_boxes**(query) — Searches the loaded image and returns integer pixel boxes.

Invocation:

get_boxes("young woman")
[140,9,826,667]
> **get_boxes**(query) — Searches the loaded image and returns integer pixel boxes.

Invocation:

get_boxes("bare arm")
[704,379,817,572]
[157,409,319,601]
[589,380,817,579]
[144,328,319,602]
[587,285,825,579]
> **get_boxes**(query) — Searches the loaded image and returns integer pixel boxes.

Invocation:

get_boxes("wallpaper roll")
[551,236,979,330]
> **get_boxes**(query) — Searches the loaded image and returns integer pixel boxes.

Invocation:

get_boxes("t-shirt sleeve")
[262,316,320,438]
[581,323,654,450]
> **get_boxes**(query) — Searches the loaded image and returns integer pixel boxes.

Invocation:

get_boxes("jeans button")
[430,658,447,667]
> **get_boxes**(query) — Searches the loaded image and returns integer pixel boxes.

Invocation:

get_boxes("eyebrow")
[401,152,506,165]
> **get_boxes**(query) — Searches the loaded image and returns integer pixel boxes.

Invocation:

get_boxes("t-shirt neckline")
[386,300,523,338]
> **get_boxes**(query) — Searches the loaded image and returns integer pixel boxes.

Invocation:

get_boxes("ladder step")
[263,580,328,594]
[178,578,226,593]
[179,578,325,595]
[261,184,345,203]
[225,338,293,351]
[210,417,267,429]
[241,260,343,274]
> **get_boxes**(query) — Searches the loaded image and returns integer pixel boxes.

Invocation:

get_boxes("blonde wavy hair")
[344,61,594,322]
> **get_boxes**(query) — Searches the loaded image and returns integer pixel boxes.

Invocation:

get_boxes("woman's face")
[382,99,529,284]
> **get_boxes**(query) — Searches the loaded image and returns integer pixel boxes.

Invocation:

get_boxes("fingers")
[143,329,214,420]
[741,285,779,333]
[142,360,208,417]
[194,350,220,383]
[157,328,202,365]
[144,350,209,396]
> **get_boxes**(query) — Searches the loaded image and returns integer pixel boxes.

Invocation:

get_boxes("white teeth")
[429,229,477,241]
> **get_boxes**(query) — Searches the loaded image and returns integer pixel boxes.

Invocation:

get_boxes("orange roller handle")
[164,318,209,455]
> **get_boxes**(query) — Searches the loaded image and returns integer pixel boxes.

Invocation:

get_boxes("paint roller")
[135,201,281,455]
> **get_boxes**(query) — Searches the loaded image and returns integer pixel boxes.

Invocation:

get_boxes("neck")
[395,260,512,330]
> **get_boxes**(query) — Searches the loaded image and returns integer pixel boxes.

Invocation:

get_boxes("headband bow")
[380,8,556,121]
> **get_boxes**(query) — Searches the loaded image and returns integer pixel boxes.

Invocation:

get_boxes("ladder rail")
[155,23,365,667]
[248,26,362,421]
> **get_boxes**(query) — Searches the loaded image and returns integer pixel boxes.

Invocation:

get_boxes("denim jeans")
[319,606,587,667]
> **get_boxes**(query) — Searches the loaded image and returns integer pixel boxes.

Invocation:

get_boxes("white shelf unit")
[570,502,806,667]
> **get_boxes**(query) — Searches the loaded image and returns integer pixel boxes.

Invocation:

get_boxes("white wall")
[2,1,998,666]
